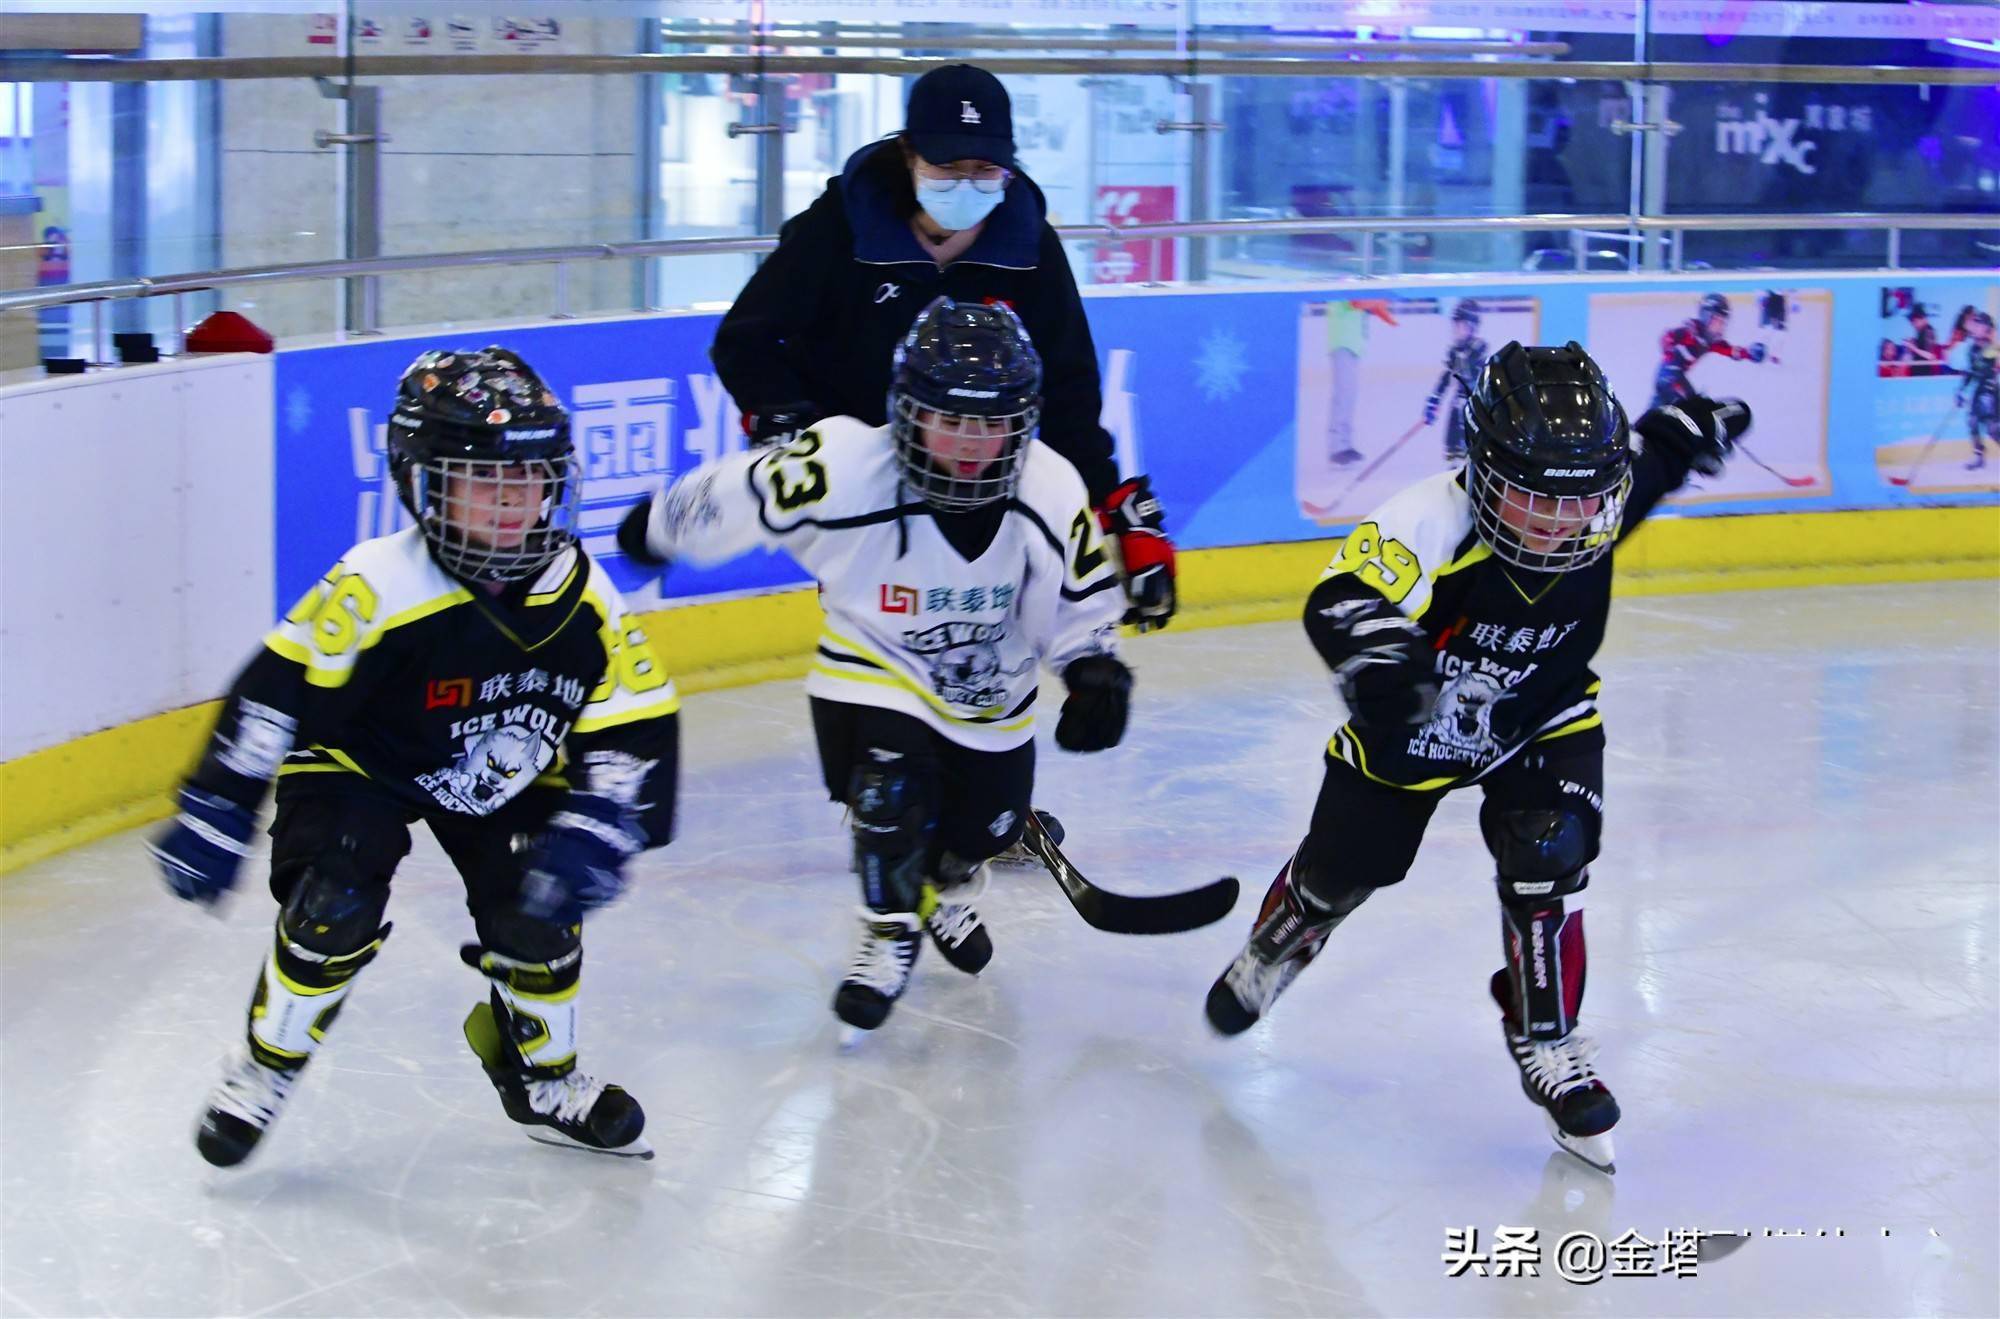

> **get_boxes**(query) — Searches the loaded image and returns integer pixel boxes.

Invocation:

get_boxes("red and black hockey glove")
[1097,475,1177,632]
[1055,655,1132,752]
[1636,395,1752,477]
[742,401,821,449]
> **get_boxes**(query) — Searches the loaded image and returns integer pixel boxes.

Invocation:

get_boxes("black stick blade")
[1023,813,1240,936]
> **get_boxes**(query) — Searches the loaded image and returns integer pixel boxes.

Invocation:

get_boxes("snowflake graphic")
[1194,327,1248,402]
[284,386,314,435]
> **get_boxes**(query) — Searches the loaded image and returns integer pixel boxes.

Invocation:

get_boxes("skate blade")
[1543,1114,1615,1175]
[837,1024,876,1049]
[524,1127,656,1161]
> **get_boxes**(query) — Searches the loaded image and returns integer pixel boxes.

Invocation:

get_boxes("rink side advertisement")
[269,271,1999,616]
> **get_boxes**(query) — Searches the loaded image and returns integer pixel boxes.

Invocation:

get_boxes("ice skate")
[1491,971,1619,1174]
[195,1046,304,1167]
[990,808,1063,869]
[1204,861,1353,1036]
[833,909,922,1034]
[463,1000,653,1159]
[922,859,992,975]
[1965,446,1986,471]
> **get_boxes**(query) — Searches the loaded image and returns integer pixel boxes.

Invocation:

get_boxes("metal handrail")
[658,33,1571,56]
[4,53,1997,85]
[7,212,1993,319]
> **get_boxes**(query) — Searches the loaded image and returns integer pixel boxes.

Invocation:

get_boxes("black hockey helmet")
[888,296,1042,511]
[388,346,580,582]
[1969,310,1996,331]
[1462,341,1633,574]
[1452,298,1482,328]
[1698,292,1731,320]
[1907,301,1933,322]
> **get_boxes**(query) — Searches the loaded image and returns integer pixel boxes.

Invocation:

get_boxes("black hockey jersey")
[1305,439,1691,790]
[187,528,678,844]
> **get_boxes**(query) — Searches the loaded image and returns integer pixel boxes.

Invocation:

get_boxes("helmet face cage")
[403,454,581,582]
[1467,456,1632,573]
[891,391,1039,511]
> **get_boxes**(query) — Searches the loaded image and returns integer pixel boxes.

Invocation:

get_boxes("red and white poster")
[1094,185,1176,285]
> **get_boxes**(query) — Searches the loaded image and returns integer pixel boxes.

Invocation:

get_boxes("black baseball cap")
[905,64,1015,169]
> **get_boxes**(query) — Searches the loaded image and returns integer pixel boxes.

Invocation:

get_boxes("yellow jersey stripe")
[572,689,682,734]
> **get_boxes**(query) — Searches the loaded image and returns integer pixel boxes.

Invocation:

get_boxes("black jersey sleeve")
[1303,573,1400,672]
[1618,439,1693,539]
[181,647,311,813]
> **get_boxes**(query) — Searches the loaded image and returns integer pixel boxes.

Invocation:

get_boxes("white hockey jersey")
[643,416,1124,751]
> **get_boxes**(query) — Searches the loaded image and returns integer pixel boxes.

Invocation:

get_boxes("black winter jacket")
[710,138,1120,503]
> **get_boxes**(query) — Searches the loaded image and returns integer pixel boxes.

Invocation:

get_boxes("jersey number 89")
[1330,521,1422,605]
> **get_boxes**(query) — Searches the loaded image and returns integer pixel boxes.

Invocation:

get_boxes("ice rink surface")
[3,581,1996,1318]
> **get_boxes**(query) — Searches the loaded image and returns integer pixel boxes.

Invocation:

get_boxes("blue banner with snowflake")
[272,273,1997,615]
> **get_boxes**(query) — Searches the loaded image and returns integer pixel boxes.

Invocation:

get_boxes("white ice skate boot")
[834,908,922,1038]
[922,857,992,975]
[195,1046,303,1167]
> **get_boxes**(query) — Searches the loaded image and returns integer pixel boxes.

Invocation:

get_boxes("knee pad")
[849,766,932,913]
[476,906,582,968]
[275,862,391,989]
[1489,809,1594,904]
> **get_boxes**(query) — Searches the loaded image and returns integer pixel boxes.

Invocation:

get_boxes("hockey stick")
[1022,811,1239,936]
[1887,397,1965,487]
[1301,416,1431,518]
[1734,440,1816,488]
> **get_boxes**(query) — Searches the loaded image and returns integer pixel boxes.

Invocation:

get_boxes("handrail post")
[318,78,385,337]
[1887,227,1901,270]
[553,261,573,319]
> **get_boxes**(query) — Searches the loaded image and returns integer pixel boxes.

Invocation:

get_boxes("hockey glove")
[1746,342,1768,364]
[742,401,821,449]
[516,792,643,926]
[150,787,257,907]
[1098,476,1177,632]
[1636,395,1753,477]
[1423,394,1441,426]
[1055,655,1133,752]
[1318,595,1439,729]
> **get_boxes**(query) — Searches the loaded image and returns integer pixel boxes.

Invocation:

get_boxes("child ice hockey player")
[1205,341,1750,1174]
[153,347,678,1165]
[619,297,1129,1036]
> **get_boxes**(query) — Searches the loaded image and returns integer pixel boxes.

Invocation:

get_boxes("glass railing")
[2,2,1994,356]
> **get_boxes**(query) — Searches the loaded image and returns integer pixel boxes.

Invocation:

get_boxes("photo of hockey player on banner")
[1587,288,1831,502]
[1870,281,2000,494]
[1293,294,1539,523]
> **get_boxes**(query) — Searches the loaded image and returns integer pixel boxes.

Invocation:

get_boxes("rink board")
[3,506,1994,874]
[3,269,1997,870]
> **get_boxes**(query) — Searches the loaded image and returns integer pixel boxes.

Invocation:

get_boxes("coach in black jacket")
[710,64,1175,630]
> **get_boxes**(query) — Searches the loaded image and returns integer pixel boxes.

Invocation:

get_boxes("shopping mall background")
[4,0,1998,353]
[0,0,1996,866]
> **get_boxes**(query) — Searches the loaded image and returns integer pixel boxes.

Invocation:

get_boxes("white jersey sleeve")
[641,416,888,566]
[1316,469,1486,621]
[265,528,468,688]
[574,554,681,737]
[1013,442,1124,673]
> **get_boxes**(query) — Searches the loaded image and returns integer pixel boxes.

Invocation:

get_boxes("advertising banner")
[1865,280,2000,496]
[272,313,805,617]
[270,272,1999,620]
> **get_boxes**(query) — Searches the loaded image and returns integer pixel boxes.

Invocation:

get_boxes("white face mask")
[914,176,1005,233]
